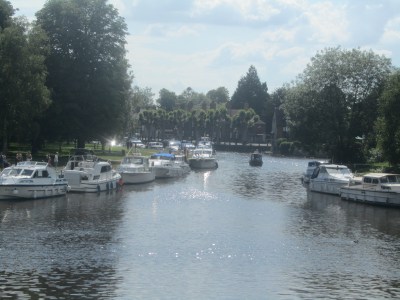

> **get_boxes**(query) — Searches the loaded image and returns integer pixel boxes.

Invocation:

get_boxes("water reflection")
[1,153,400,298]
[0,191,124,299]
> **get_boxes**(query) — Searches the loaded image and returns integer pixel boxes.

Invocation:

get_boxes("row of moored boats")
[0,147,218,200]
[302,161,400,207]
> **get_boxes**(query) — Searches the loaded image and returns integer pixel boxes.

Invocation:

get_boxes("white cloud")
[12,0,400,96]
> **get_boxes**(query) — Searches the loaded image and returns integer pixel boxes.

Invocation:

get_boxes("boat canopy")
[150,153,175,160]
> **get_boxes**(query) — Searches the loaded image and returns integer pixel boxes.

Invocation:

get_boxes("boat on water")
[63,153,122,192]
[0,161,70,200]
[301,160,327,184]
[149,153,187,179]
[174,153,191,174]
[188,148,218,169]
[340,173,400,207]
[117,152,155,184]
[309,164,354,195]
[249,151,263,166]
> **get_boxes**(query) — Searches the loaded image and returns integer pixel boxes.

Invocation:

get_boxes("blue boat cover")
[150,153,175,159]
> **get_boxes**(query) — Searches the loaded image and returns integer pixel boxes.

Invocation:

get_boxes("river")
[1,152,400,299]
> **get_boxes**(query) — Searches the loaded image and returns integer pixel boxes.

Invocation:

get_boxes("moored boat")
[188,148,218,169]
[0,161,69,200]
[149,152,187,178]
[340,173,400,207]
[117,153,155,184]
[63,153,122,192]
[174,153,191,174]
[309,164,353,195]
[301,160,327,184]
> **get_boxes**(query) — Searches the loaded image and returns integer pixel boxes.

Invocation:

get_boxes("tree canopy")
[0,1,50,152]
[376,71,400,165]
[283,47,392,162]
[230,65,269,117]
[36,0,132,148]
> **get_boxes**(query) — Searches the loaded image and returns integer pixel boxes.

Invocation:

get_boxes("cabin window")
[21,169,34,176]
[372,178,379,184]
[363,177,372,184]
[101,165,111,173]
[380,177,388,183]
[387,175,398,183]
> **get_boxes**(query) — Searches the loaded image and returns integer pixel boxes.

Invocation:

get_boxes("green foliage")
[279,141,292,155]
[206,87,229,104]
[283,47,392,162]
[0,6,50,152]
[230,65,269,117]
[158,88,177,111]
[36,0,132,147]
[376,71,400,165]
[0,0,14,29]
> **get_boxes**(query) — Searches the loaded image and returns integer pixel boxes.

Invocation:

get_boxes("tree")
[230,65,268,117]
[284,47,392,162]
[0,2,50,152]
[301,47,391,104]
[157,88,177,112]
[206,87,229,104]
[376,71,400,165]
[122,86,155,137]
[36,0,132,148]
[232,109,258,144]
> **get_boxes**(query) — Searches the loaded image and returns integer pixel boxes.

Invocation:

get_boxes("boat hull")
[153,166,185,178]
[309,180,347,195]
[249,160,263,166]
[0,183,69,200]
[189,158,218,169]
[340,186,400,207]
[64,172,122,193]
[120,171,155,184]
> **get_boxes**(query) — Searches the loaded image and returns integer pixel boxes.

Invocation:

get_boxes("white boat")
[149,153,187,178]
[340,173,400,207]
[117,153,155,184]
[188,148,218,169]
[301,160,327,184]
[0,161,69,200]
[309,164,353,195]
[197,136,212,148]
[174,153,191,174]
[63,154,122,192]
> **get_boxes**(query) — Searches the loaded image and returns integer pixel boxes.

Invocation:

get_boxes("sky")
[12,0,400,98]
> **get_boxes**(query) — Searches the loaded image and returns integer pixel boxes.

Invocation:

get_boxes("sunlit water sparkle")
[1,152,400,299]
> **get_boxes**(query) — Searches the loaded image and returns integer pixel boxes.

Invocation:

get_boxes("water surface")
[1,152,400,299]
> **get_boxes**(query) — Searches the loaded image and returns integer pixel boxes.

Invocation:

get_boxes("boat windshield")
[1,168,23,176]
[123,157,143,164]
[326,167,351,175]
[385,175,400,183]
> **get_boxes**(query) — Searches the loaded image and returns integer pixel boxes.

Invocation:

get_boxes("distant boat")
[249,152,263,166]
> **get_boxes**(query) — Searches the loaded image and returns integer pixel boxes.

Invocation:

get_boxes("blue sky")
[13,0,400,98]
